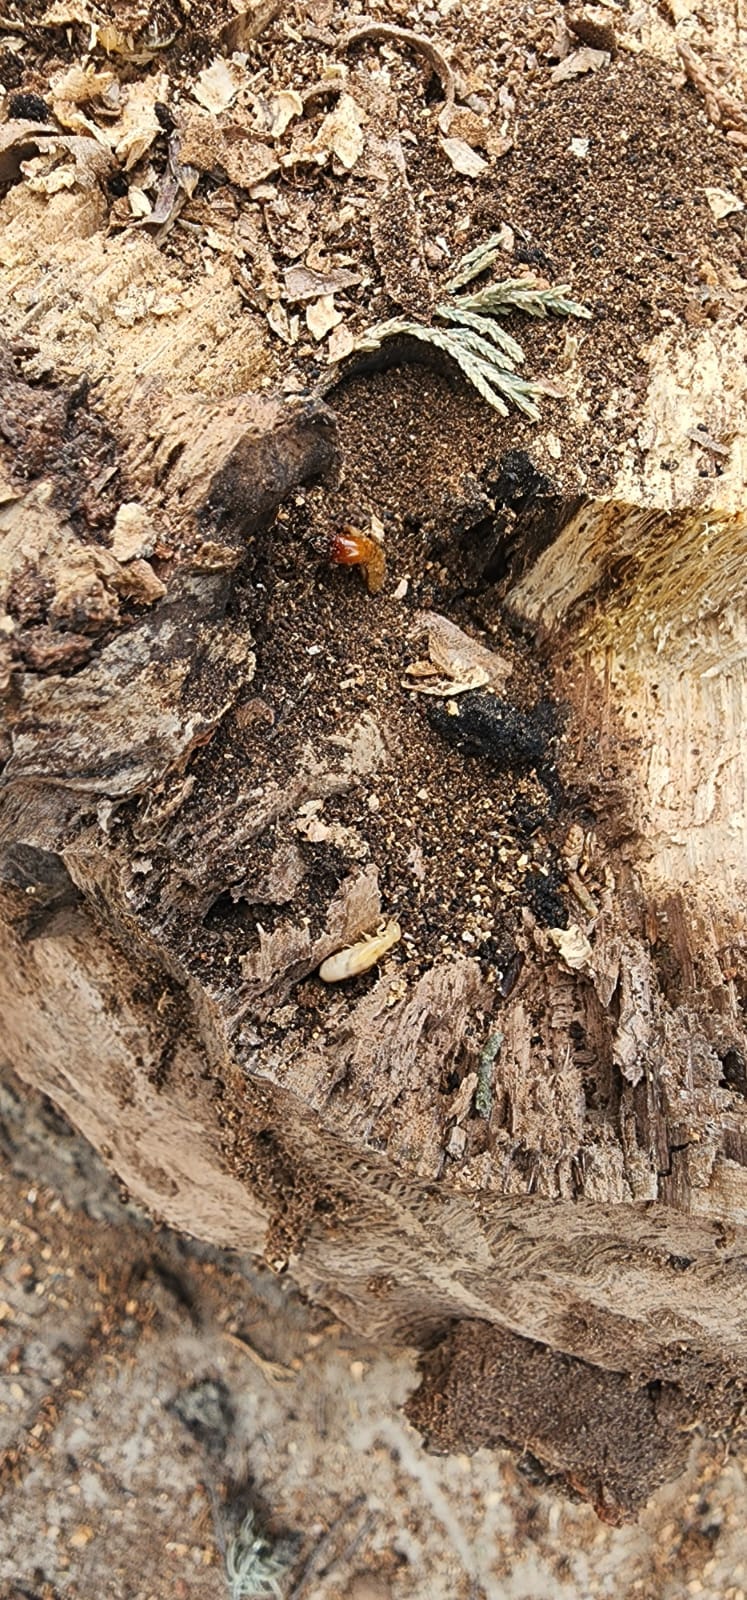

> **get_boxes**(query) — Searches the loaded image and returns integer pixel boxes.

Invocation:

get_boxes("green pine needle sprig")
[351,236,591,420]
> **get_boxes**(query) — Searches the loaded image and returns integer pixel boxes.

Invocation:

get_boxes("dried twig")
[224,1329,296,1385]
[342,21,456,133]
[287,1495,367,1600]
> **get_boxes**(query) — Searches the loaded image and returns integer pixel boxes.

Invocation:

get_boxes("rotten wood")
[2,0,747,1521]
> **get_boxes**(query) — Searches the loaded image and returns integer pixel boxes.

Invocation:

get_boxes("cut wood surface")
[1,0,747,1515]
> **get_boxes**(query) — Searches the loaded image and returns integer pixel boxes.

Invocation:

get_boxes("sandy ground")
[1,1067,746,1600]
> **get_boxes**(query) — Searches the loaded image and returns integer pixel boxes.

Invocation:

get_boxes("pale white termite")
[318,918,401,982]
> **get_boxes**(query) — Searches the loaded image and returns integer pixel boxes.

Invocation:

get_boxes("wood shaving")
[404,612,512,697]
[49,64,115,103]
[20,135,113,192]
[251,86,303,137]
[127,184,152,217]
[704,185,744,219]
[550,47,609,84]
[678,41,747,144]
[342,21,456,135]
[306,294,343,340]
[312,92,366,170]
[327,323,354,362]
[221,0,284,52]
[112,74,169,170]
[0,120,55,184]
[192,56,242,115]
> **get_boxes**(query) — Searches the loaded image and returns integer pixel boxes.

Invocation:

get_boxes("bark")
[2,7,747,1521]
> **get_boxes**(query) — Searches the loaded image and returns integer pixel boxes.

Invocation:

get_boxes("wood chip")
[550,47,609,83]
[440,136,488,177]
[327,323,355,362]
[192,56,242,115]
[705,186,744,220]
[312,93,366,170]
[306,294,343,340]
[252,87,303,137]
[548,923,595,973]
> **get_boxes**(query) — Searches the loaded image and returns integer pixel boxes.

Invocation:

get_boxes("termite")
[329,524,386,595]
[318,918,401,982]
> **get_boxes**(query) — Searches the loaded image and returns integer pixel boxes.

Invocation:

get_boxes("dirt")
[2,1066,747,1600]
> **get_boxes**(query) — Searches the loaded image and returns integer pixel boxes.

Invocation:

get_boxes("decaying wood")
[2,0,747,1518]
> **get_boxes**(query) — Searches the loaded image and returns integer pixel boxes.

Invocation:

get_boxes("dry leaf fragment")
[306,294,343,341]
[440,136,488,177]
[550,47,609,83]
[705,186,744,219]
[193,57,242,115]
[312,93,366,170]
[137,131,197,233]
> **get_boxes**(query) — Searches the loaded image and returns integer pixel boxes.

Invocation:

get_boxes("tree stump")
[1,0,747,1519]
